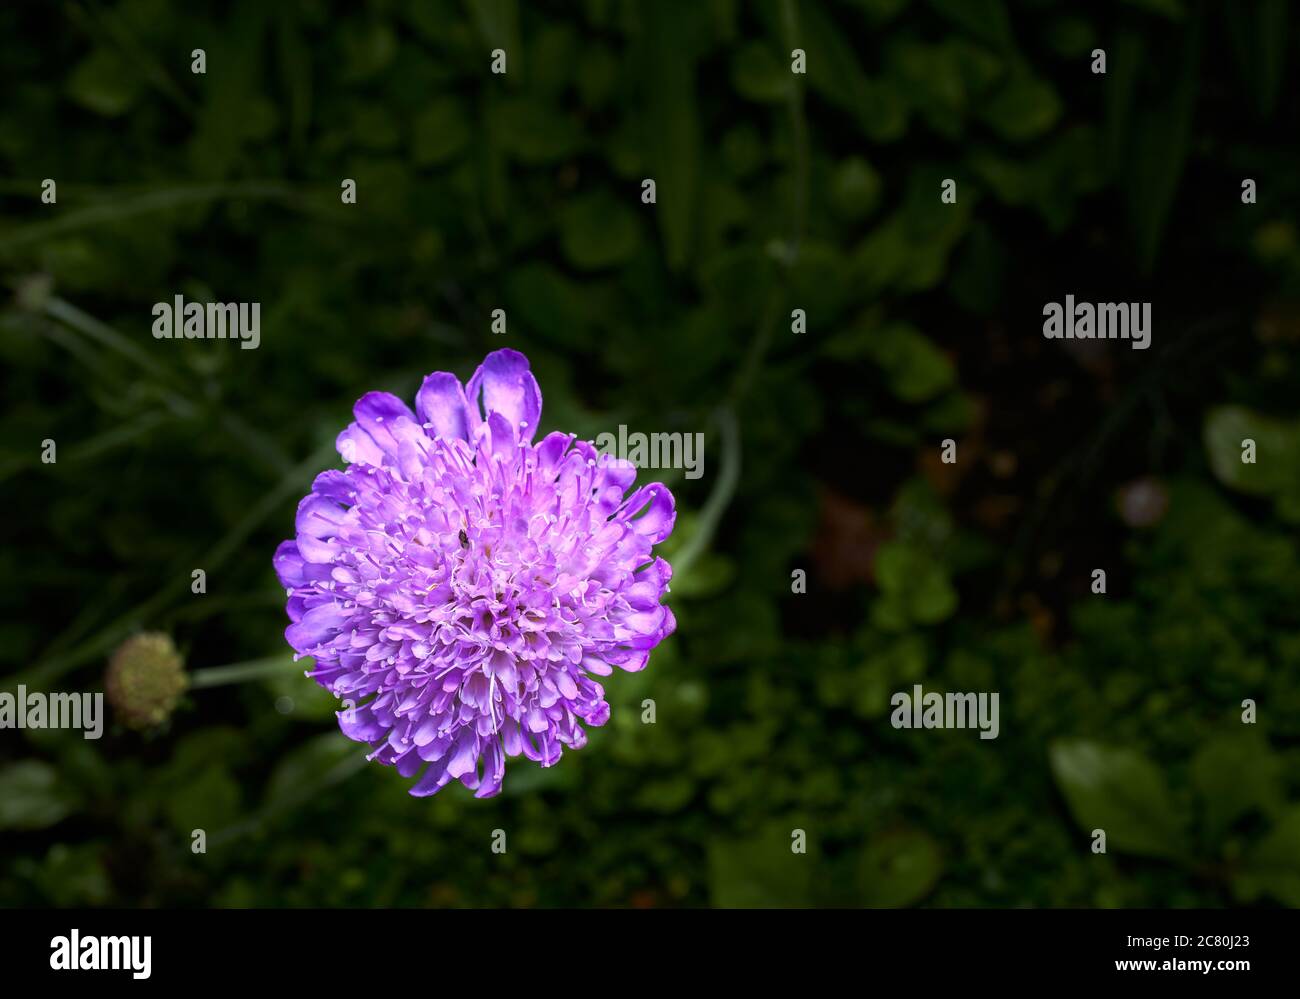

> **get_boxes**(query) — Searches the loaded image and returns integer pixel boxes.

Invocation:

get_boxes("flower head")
[105,632,187,730]
[275,350,676,797]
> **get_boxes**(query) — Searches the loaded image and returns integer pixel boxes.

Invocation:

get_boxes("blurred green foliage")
[2,0,1299,907]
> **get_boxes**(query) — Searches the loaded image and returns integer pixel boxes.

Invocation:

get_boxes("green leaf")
[950,222,1006,314]
[576,43,618,109]
[1255,0,1288,117]
[340,21,396,82]
[981,73,1061,142]
[708,827,815,907]
[0,761,78,831]
[187,9,274,181]
[529,24,578,98]
[1045,15,1098,59]
[886,40,970,139]
[1104,30,1143,172]
[167,766,242,835]
[643,2,701,269]
[1203,406,1298,496]
[926,0,1013,50]
[1190,732,1283,842]
[1226,1,1288,118]
[1049,740,1189,860]
[800,0,869,114]
[276,6,313,150]
[787,241,852,318]
[875,541,958,625]
[852,178,971,293]
[492,98,582,164]
[635,775,696,813]
[865,323,956,403]
[504,263,602,349]
[832,158,883,221]
[802,1,907,142]
[65,49,143,117]
[1124,12,1201,270]
[731,41,791,103]
[412,99,471,166]
[468,0,522,74]
[1236,806,1300,907]
[33,844,111,906]
[263,732,356,807]
[168,727,248,776]
[858,829,943,907]
[559,193,640,270]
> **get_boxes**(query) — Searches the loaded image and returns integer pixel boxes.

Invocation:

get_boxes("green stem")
[0,181,336,254]
[44,296,178,384]
[673,407,741,581]
[189,655,306,689]
[0,410,170,485]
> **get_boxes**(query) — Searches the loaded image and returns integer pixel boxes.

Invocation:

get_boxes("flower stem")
[189,655,305,689]
[673,407,740,581]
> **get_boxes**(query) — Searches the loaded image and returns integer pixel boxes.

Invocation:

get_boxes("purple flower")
[274,350,676,797]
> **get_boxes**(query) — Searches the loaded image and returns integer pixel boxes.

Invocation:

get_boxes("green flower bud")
[105,633,187,730]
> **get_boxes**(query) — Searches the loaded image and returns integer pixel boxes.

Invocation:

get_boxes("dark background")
[2,0,1299,907]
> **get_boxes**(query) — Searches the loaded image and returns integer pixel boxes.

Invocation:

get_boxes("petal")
[295,531,338,564]
[535,431,574,476]
[615,650,651,672]
[413,714,442,747]
[446,730,480,779]
[661,605,677,638]
[409,759,454,797]
[337,704,388,743]
[466,349,542,442]
[634,556,673,590]
[336,424,385,466]
[273,540,306,588]
[526,705,549,733]
[618,484,676,542]
[395,748,424,778]
[624,579,664,609]
[416,371,473,442]
[488,647,518,689]
[554,669,579,699]
[583,701,610,728]
[310,469,356,504]
[487,411,519,461]
[354,391,417,455]
[596,454,638,490]
[285,602,352,650]
[295,493,348,538]
[474,740,505,798]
